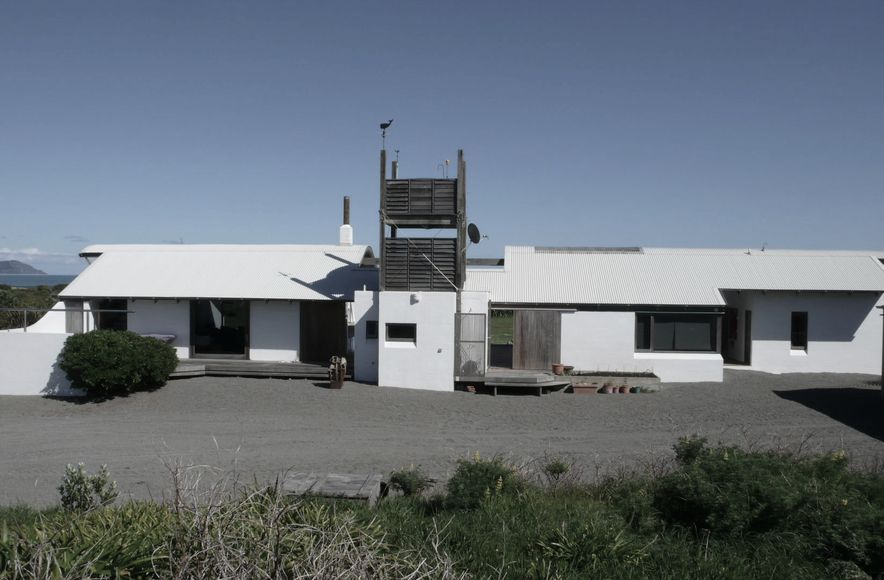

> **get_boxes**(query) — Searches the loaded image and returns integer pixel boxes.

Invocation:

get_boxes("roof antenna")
[380,119,393,149]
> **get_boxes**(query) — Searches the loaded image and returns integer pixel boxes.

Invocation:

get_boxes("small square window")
[386,323,416,343]
[366,320,378,339]
[791,312,808,350]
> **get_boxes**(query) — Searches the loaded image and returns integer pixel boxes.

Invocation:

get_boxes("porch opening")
[191,300,249,359]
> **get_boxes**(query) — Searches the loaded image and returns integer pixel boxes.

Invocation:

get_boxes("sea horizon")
[0,274,77,288]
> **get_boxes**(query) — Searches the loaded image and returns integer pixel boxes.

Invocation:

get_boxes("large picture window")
[635,313,719,352]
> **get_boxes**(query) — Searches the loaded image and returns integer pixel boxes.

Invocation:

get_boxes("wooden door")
[512,310,561,370]
[300,301,347,364]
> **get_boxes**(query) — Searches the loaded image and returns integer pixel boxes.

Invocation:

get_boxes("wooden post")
[379,150,386,291]
[456,149,466,290]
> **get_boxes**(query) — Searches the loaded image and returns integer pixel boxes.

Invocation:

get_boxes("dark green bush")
[59,330,178,396]
[654,439,884,576]
[444,454,523,510]
[388,466,433,497]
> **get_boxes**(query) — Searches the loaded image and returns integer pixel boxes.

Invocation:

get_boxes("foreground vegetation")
[2,438,882,578]
[0,284,65,330]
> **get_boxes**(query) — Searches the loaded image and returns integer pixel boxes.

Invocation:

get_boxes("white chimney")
[339,196,353,246]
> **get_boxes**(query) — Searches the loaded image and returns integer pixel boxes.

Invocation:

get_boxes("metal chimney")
[339,195,353,245]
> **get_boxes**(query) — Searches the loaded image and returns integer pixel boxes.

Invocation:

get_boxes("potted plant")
[600,381,614,394]
[551,363,565,376]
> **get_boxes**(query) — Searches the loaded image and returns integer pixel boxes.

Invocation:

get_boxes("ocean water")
[0,274,76,288]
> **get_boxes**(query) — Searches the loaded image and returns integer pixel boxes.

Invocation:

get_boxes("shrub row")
[3,442,883,578]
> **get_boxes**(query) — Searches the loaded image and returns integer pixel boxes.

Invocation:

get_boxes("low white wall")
[378,291,456,391]
[250,301,300,362]
[353,291,379,383]
[634,352,723,382]
[127,299,191,358]
[0,333,81,396]
[748,292,883,374]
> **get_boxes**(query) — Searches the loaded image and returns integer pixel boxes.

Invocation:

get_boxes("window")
[366,320,378,339]
[386,323,416,343]
[791,312,808,350]
[635,313,719,352]
[95,299,128,331]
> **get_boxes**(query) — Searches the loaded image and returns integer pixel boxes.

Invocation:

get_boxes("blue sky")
[1,1,882,273]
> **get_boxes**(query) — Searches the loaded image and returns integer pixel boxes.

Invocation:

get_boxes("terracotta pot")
[552,364,565,376]
[619,385,630,394]
[571,384,598,395]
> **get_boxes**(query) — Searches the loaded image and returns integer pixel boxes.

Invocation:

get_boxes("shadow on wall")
[752,294,879,342]
[286,260,377,300]
[774,386,884,442]
[40,360,83,398]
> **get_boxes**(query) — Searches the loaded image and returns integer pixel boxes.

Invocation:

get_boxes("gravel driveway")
[1,370,882,506]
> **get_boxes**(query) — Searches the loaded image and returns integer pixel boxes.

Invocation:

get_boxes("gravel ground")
[1,370,882,506]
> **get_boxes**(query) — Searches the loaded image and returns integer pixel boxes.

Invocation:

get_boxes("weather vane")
[380,119,393,150]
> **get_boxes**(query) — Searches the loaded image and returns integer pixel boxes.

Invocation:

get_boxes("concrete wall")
[746,292,883,374]
[353,291,379,383]
[378,291,456,391]
[127,299,191,358]
[250,301,300,362]
[0,333,81,396]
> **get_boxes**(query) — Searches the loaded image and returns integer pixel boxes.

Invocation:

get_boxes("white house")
[464,246,884,382]
[0,230,377,395]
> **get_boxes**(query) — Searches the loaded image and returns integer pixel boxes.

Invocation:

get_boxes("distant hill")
[0,260,47,275]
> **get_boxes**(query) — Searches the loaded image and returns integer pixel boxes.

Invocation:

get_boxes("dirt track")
[1,370,882,506]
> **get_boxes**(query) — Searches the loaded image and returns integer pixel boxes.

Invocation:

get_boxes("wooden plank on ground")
[283,472,383,506]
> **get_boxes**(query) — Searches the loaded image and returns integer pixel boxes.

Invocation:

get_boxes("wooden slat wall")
[384,238,456,291]
[385,179,457,216]
[513,310,561,370]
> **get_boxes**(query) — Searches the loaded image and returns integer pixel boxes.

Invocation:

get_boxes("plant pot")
[571,383,598,395]
[552,364,565,376]
[630,386,642,394]
[600,385,614,394]
[619,385,630,394]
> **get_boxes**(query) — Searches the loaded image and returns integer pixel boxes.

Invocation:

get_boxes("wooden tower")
[378,150,467,294]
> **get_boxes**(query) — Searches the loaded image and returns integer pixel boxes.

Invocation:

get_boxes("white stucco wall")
[561,311,640,372]
[249,301,300,362]
[560,310,724,382]
[353,291,379,383]
[378,291,456,391]
[127,299,191,358]
[746,292,883,374]
[0,333,81,396]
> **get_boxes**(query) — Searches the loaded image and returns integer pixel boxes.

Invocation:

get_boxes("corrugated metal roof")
[61,244,378,301]
[465,246,884,306]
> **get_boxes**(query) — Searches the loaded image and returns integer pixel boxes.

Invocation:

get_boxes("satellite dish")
[468,223,482,244]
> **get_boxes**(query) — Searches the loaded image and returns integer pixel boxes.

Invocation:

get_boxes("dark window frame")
[365,320,378,340]
[634,312,721,353]
[386,322,417,343]
[791,311,808,351]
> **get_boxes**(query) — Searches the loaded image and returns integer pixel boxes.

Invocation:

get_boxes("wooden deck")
[170,359,342,380]
[482,368,571,396]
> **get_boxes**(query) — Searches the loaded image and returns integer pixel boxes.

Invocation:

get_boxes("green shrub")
[389,466,433,497]
[445,453,523,510]
[59,330,178,396]
[58,464,118,512]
